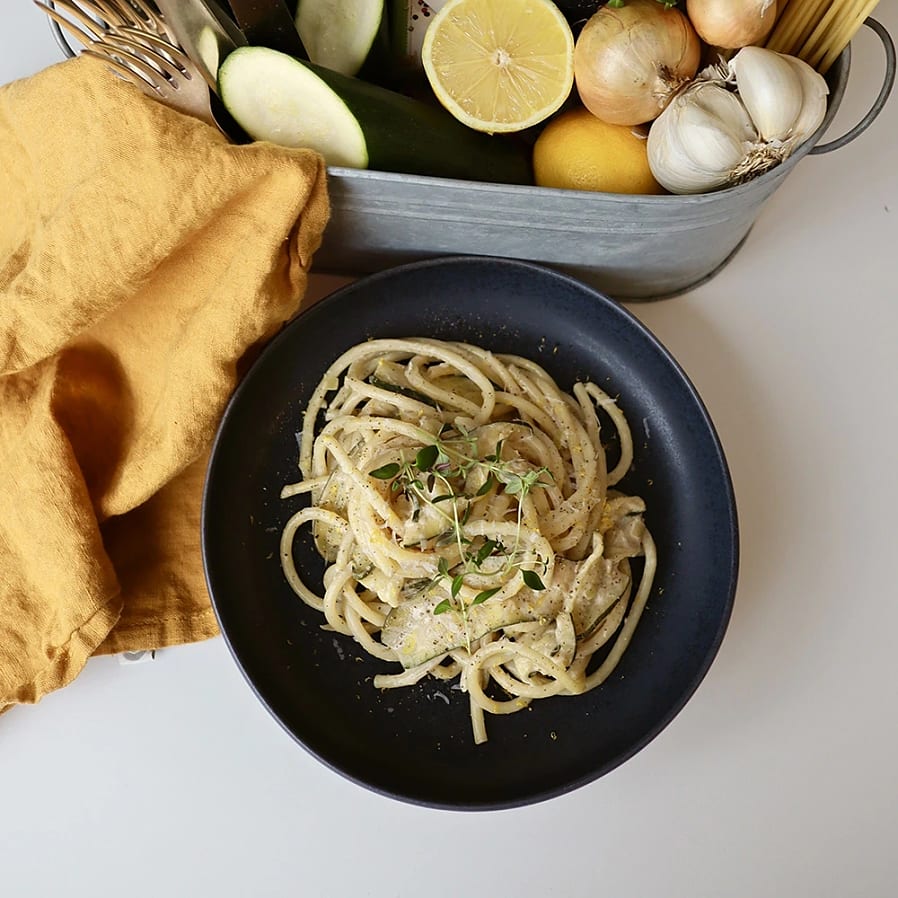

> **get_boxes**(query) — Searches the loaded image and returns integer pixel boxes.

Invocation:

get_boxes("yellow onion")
[573,0,701,126]
[686,0,778,50]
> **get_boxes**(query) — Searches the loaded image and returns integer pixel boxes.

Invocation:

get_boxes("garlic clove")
[692,80,757,145]
[678,110,745,173]
[730,45,804,142]
[646,105,698,194]
[648,113,725,194]
[647,100,700,194]
[782,53,829,147]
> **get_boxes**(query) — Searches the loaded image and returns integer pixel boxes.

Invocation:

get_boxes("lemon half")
[422,0,575,134]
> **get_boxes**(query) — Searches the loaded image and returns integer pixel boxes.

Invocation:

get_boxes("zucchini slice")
[196,26,223,80]
[296,0,387,77]
[218,46,368,167]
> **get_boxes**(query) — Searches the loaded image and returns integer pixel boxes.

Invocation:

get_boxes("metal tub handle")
[811,17,895,155]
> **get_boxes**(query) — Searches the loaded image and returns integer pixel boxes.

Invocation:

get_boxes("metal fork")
[34,0,221,131]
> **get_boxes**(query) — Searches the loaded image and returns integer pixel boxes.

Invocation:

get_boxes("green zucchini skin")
[304,59,533,184]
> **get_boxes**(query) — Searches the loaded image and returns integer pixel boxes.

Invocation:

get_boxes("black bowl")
[202,256,738,810]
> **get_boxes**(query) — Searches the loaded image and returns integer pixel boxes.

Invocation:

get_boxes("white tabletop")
[3,6,898,897]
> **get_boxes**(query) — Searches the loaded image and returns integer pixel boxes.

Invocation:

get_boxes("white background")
[2,4,898,897]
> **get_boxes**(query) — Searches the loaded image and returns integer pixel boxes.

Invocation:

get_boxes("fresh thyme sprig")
[369,425,552,618]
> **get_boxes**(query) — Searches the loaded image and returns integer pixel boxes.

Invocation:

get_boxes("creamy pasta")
[279,338,656,743]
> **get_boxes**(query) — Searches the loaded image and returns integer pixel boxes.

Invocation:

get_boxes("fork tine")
[101,31,182,81]
[52,0,129,29]
[123,0,169,33]
[95,0,156,30]
[116,26,193,71]
[34,1,103,49]
[80,47,151,90]
[53,0,162,36]
[87,0,136,25]
[82,0,145,29]
[88,37,176,86]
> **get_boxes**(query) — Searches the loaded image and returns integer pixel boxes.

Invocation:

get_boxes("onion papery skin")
[573,0,701,126]
[686,0,778,51]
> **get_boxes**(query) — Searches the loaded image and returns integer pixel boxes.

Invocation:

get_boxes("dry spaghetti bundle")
[767,0,881,73]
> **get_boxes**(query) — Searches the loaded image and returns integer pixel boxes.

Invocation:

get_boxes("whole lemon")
[533,107,664,194]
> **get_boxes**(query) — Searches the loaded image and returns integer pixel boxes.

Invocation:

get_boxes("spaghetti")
[766,0,880,73]
[279,338,657,743]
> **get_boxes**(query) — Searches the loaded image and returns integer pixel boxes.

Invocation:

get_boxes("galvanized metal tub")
[313,19,895,300]
[48,16,895,300]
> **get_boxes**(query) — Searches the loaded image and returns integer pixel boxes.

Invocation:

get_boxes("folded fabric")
[0,55,330,712]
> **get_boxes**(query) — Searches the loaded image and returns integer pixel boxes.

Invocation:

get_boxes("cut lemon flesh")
[422,0,574,134]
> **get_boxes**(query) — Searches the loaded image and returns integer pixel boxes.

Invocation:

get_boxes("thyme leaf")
[415,444,439,471]
[370,462,401,480]
[475,538,499,566]
[522,569,546,591]
[471,587,501,607]
[475,473,495,496]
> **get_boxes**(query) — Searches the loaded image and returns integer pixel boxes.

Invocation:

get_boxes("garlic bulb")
[647,46,829,194]
[647,82,758,193]
[686,0,778,51]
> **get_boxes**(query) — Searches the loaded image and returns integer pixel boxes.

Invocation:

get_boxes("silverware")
[34,0,221,131]
[152,0,246,89]
[78,0,171,39]
[226,0,306,58]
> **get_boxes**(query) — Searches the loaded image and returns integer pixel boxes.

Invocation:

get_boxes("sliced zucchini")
[196,26,222,80]
[218,46,367,167]
[218,46,532,183]
[296,0,387,78]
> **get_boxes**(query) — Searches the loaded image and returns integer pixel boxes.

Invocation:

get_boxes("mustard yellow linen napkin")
[0,55,330,712]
